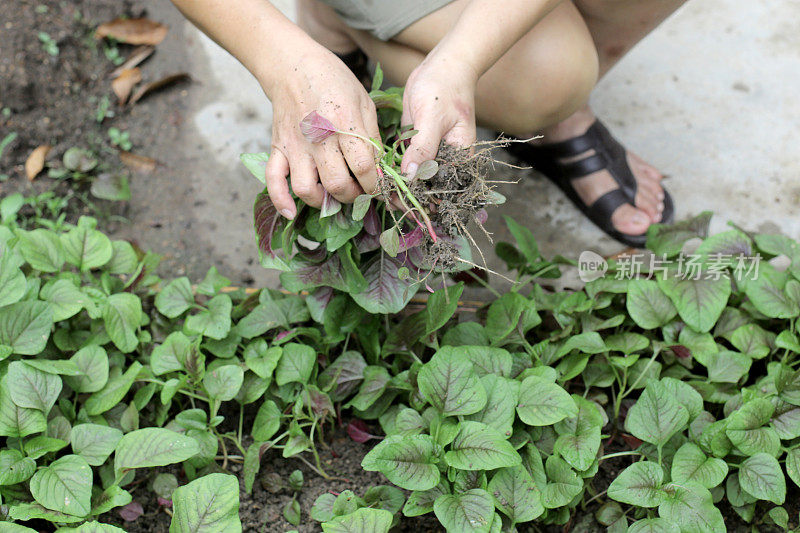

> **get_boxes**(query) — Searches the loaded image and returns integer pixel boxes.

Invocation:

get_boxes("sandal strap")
[559,153,607,179]
[530,121,605,158]
[588,189,630,224]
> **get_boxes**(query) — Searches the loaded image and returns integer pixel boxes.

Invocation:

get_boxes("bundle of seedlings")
[241,67,514,314]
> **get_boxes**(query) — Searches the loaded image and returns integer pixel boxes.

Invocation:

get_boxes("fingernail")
[406,163,418,178]
[657,191,665,200]
[280,209,295,220]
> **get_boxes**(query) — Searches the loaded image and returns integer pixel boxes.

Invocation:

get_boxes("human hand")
[400,55,478,178]
[262,48,380,219]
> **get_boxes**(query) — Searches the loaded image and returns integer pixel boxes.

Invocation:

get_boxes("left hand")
[400,55,478,178]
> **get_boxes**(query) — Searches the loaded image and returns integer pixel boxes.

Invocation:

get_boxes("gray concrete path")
[140,0,800,287]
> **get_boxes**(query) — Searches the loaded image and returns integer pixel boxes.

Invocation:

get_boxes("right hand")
[261,48,381,220]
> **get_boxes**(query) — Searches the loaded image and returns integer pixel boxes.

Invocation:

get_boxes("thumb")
[401,114,446,178]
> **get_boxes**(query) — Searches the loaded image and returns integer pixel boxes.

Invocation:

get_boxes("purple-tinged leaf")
[356,231,381,253]
[671,345,692,360]
[306,286,334,322]
[363,204,380,235]
[351,253,420,314]
[157,497,172,508]
[380,228,400,257]
[280,250,366,294]
[276,330,291,341]
[304,386,334,417]
[118,501,144,522]
[475,209,488,225]
[300,111,337,143]
[347,419,380,443]
[321,191,342,218]
[253,191,284,257]
[414,160,439,181]
[399,226,425,253]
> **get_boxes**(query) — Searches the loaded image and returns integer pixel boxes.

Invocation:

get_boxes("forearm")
[429,0,563,79]
[170,0,323,96]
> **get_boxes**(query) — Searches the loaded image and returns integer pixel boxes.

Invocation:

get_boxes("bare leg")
[296,0,677,236]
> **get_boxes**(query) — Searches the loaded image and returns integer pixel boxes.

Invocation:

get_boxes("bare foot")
[535,105,665,237]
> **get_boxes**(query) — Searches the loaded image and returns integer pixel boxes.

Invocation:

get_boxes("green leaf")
[658,482,724,533]
[151,331,192,376]
[352,194,372,221]
[185,294,232,340]
[504,216,539,263]
[0,449,36,485]
[0,376,46,438]
[725,398,781,457]
[660,377,703,422]
[170,473,242,533]
[625,380,689,447]
[738,453,786,505]
[466,374,519,436]
[41,279,89,321]
[239,152,269,183]
[608,461,666,507]
[658,272,731,333]
[426,283,464,335]
[24,436,67,460]
[628,519,680,533]
[30,454,92,517]
[433,489,494,533]
[786,448,800,488]
[203,364,244,401]
[645,211,712,257]
[16,228,65,272]
[485,292,528,344]
[102,293,141,352]
[541,455,583,509]
[252,400,281,441]
[0,300,53,355]
[155,277,195,318]
[729,323,772,359]
[106,240,139,275]
[744,265,800,318]
[71,423,123,466]
[346,366,390,411]
[0,249,26,307]
[626,279,678,329]
[516,375,577,426]
[275,342,316,386]
[7,502,83,524]
[361,435,440,491]
[488,465,544,524]
[114,427,200,473]
[60,221,113,270]
[417,349,487,416]
[554,395,603,471]
[84,361,142,416]
[670,442,727,488]
[445,421,521,470]
[702,349,751,383]
[243,341,282,379]
[7,360,61,413]
[64,345,109,393]
[403,482,449,517]
[322,507,393,533]
[363,485,404,514]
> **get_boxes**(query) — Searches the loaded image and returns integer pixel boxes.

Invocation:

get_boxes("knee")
[502,36,599,134]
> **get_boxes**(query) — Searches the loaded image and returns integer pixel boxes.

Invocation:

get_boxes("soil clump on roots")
[408,140,511,272]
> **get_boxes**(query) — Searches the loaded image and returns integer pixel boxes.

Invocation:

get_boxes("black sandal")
[504,120,674,248]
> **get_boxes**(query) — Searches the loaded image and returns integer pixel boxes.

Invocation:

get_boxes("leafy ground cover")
[2,176,800,532]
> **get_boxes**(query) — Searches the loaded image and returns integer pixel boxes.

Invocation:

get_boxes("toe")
[634,188,663,223]
[611,204,652,236]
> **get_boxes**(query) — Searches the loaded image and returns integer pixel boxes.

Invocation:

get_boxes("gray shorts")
[318,0,453,41]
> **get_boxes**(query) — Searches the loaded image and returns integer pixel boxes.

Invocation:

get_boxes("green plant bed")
[1,184,800,532]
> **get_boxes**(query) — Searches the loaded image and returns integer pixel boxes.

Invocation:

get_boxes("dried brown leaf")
[95,18,168,46]
[129,73,190,105]
[119,151,158,173]
[25,145,51,181]
[112,68,142,105]
[111,45,155,78]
